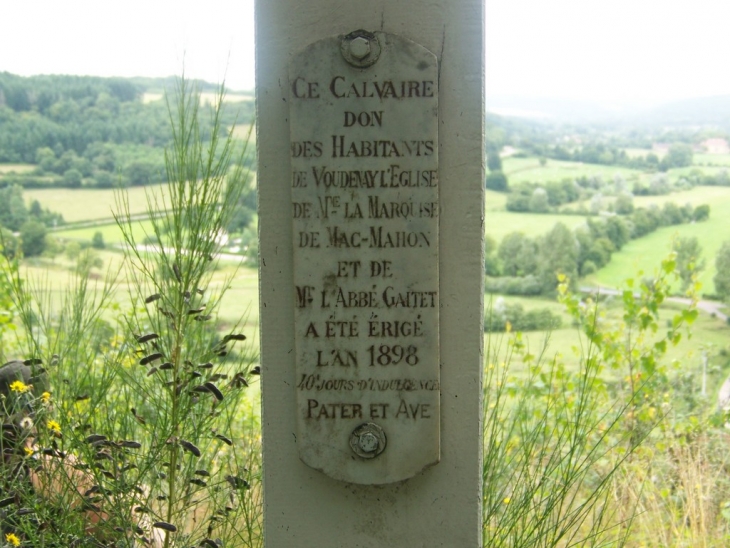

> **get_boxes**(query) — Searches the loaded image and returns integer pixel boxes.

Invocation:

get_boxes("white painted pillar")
[256,2,484,546]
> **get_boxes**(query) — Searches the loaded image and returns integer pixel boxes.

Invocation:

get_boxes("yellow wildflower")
[110,335,124,349]
[41,391,51,403]
[47,420,61,434]
[9,380,29,393]
[23,446,34,457]
[5,532,21,546]
[503,496,511,505]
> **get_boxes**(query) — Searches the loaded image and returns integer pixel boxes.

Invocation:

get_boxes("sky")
[2,0,730,107]
[0,0,257,91]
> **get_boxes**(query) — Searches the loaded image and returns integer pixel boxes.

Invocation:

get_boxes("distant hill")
[485,95,645,124]
[486,93,730,129]
[632,95,730,127]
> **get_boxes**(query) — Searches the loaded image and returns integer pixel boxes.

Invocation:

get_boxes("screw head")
[358,431,379,453]
[349,37,371,60]
[349,422,386,459]
[340,30,381,68]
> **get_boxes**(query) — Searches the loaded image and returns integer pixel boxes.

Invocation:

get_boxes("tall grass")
[0,77,263,547]
[482,327,639,547]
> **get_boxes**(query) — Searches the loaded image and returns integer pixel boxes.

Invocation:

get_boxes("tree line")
[484,201,711,296]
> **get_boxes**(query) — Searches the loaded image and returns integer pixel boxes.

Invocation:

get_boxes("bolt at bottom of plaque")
[350,422,386,459]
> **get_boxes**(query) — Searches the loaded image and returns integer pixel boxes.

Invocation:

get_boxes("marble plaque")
[289,30,439,485]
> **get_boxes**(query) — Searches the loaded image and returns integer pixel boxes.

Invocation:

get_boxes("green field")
[0,163,35,174]
[25,185,169,223]
[485,292,729,376]
[587,186,730,293]
[485,210,587,241]
[142,91,254,104]
[668,164,728,180]
[694,153,730,167]
[55,220,156,245]
[503,155,730,192]
[503,157,643,185]
[484,188,508,211]
[623,148,657,159]
[20,251,261,345]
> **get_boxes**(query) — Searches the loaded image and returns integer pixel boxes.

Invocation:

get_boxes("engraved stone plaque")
[289,30,439,484]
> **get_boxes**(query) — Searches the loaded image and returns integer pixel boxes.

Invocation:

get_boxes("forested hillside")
[0,72,257,259]
[0,72,255,189]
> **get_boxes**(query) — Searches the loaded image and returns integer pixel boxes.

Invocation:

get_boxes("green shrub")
[484,302,562,332]
[485,275,542,296]
[486,170,509,191]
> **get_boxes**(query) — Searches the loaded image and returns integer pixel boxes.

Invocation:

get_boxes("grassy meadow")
[504,154,730,190]
[142,91,254,104]
[589,185,730,293]
[485,210,587,240]
[503,156,642,185]
[694,152,730,166]
[54,219,156,244]
[484,151,730,379]
[0,163,35,174]
[25,185,169,223]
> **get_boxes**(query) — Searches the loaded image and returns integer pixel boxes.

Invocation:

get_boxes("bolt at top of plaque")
[341,30,381,68]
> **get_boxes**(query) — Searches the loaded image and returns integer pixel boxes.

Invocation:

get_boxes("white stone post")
[256,2,484,546]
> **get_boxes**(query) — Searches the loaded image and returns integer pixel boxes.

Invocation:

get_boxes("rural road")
[580,286,728,322]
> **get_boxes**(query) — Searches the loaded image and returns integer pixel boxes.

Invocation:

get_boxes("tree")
[714,240,730,301]
[62,168,83,188]
[485,171,508,192]
[65,241,82,261]
[538,222,579,292]
[505,187,531,212]
[529,187,549,213]
[125,161,158,186]
[672,236,705,291]
[76,249,103,277]
[42,234,61,259]
[498,232,538,277]
[603,216,630,250]
[0,185,28,231]
[590,192,604,214]
[692,204,710,222]
[29,200,42,218]
[94,170,116,188]
[649,174,670,195]
[660,143,693,171]
[91,231,105,249]
[614,193,634,215]
[484,235,500,276]
[35,147,56,172]
[0,228,18,259]
[19,220,47,257]
[631,207,660,238]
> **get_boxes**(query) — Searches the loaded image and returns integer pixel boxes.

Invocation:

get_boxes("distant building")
[701,138,730,154]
